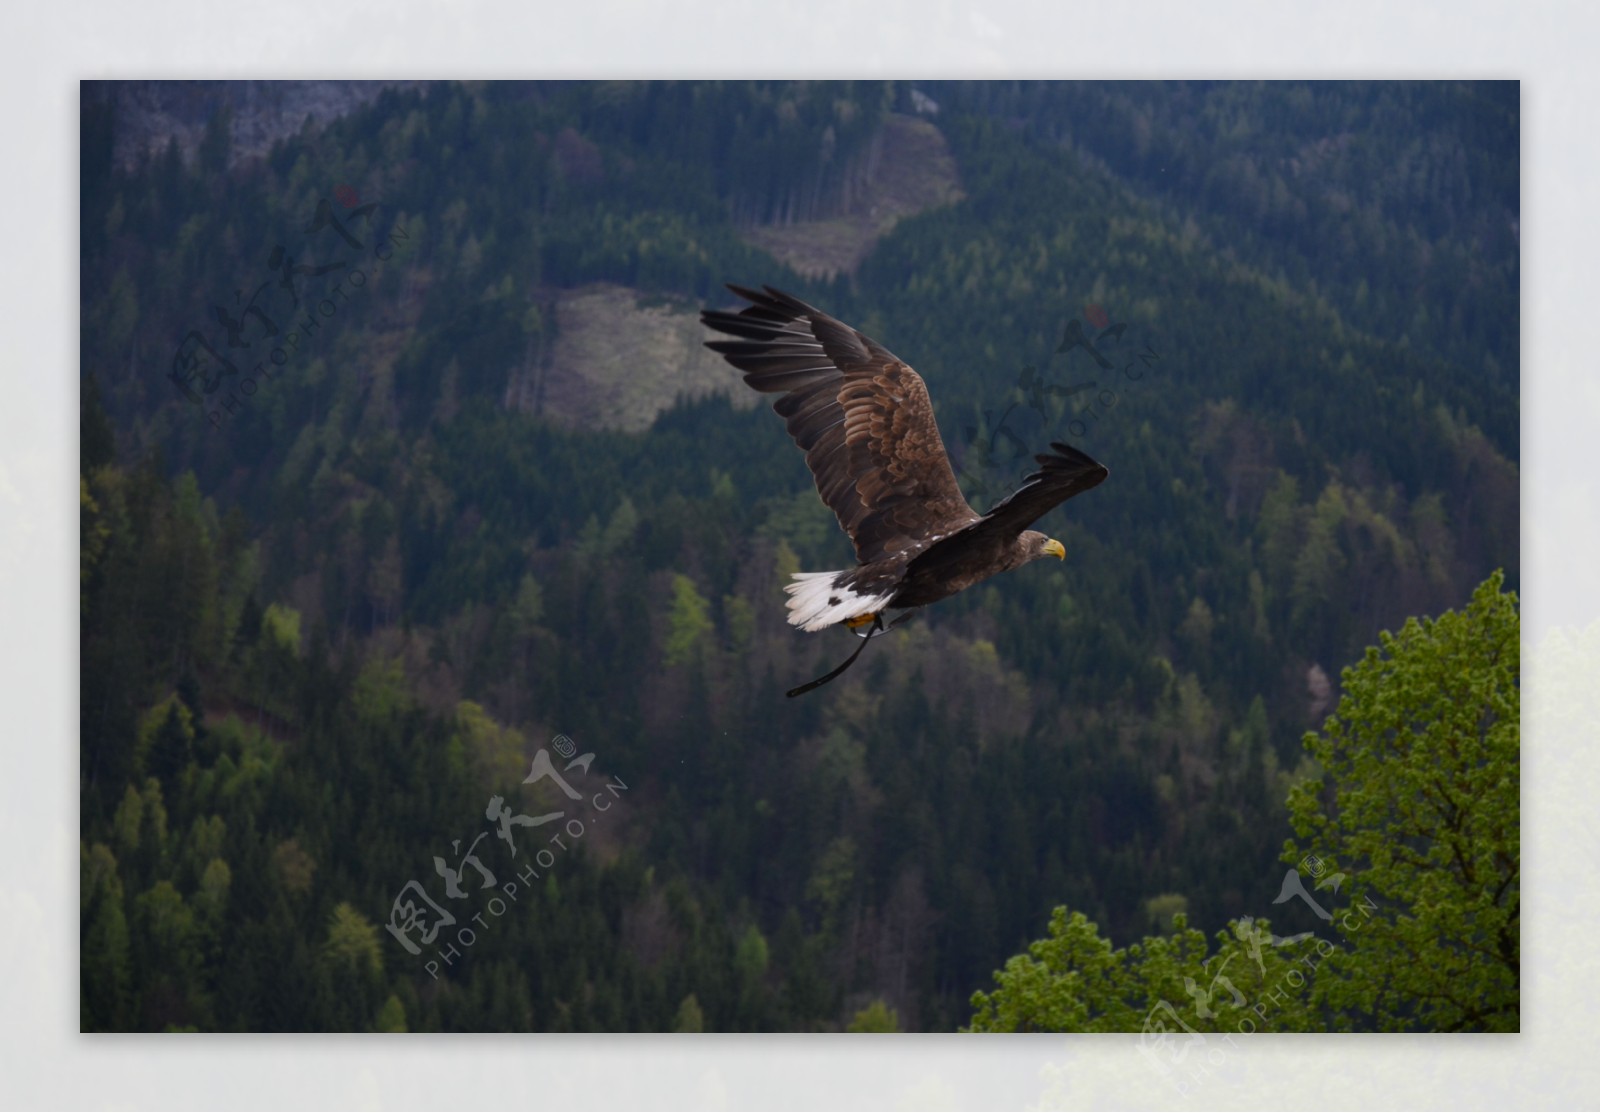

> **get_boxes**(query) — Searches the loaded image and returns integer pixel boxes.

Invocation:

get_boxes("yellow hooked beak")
[1043,538,1066,560]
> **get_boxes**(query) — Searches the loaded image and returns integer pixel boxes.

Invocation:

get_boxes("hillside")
[741,110,964,277]
[78,79,1518,1033]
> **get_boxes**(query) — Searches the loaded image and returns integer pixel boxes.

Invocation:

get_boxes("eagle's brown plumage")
[702,284,1108,634]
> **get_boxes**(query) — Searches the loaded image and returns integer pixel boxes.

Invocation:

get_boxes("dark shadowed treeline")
[79,80,1517,1031]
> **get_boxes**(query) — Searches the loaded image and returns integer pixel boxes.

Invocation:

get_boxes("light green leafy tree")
[509,573,545,635]
[847,998,901,1032]
[81,843,132,1030]
[1282,570,1519,1031]
[261,602,301,656]
[133,881,199,993]
[969,572,1520,1035]
[323,902,385,983]
[375,994,408,1033]
[966,908,1317,1033]
[673,993,705,1032]
[663,573,713,667]
[602,496,640,550]
[735,924,770,991]
[320,902,387,1030]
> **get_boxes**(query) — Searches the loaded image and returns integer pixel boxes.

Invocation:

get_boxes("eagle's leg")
[786,614,885,697]
[844,612,881,631]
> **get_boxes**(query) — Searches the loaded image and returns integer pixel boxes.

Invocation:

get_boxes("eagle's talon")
[844,612,879,630]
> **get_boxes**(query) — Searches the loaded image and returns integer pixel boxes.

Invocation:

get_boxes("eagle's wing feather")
[936,441,1108,556]
[703,285,979,565]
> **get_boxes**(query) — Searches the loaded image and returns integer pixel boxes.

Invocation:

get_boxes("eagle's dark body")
[885,525,1047,608]
[701,285,1108,634]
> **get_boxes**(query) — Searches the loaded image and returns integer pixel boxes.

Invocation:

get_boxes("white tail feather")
[784,571,893,633]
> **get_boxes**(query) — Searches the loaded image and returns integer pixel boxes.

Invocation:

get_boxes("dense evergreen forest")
[79,80,1518,1032]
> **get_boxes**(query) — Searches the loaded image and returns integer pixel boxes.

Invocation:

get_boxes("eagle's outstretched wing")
[702,285,979,565]
[927,441,1108,560]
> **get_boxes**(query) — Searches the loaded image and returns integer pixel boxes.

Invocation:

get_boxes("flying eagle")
[701,285,1108,694]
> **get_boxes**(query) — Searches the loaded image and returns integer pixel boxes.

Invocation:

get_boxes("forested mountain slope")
[79,80,1517,1031]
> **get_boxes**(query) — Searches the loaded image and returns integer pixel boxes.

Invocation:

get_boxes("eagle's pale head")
[1018,529,1067,564]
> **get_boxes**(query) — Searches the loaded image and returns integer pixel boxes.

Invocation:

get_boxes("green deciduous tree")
[663,573,713,667]
[1282,570,1519,1031]
[132,880,199,1028]
[966,908,1317,1033]
[672,993,705,1032]
[968,575,1519,1035]
[81,842,132,1030]
[376,994,409,1033]
[319,903,388,1030]
[847,998,901,1032]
